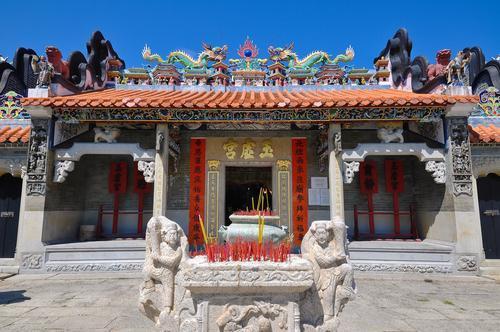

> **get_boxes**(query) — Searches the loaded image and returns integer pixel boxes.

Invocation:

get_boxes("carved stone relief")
[343,161,360,184]
[138,161,155,183]
[334,132,342,155]
[448,118,473,196]
[425,161,446,184]
[301,218,356,330]
[216,302,288,331]
[208,160,221,171]
[139,214,359,331]
[138,216,189,327]
[21,253,43,270]
[276,159,291,171]
[0,156,26,177]
[456,255,478,272]
[53,160,75,183]
[26,119,48,196]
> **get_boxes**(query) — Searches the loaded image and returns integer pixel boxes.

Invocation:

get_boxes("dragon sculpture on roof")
[142,43,228,70]
[268,43,355,71]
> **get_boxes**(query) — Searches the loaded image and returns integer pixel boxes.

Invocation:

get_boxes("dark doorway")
[478,174,500,259]
[0,174,22,258]
[225,166,272,225]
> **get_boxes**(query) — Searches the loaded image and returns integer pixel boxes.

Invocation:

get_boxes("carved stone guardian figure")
[139,216,189,328]
[301,218,356,331]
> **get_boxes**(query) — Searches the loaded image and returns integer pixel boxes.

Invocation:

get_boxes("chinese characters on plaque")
[292,138,308,246]
[223,138,274,160]
[188,138,206,246]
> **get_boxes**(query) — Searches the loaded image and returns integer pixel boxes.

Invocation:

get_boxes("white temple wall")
[340,128,458,243]
[41,129,155,243]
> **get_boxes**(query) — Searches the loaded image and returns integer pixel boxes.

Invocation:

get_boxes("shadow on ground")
[0,290,31,305]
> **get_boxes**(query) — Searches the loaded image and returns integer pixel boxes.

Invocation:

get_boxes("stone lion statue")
[93,127,121,143]
[377,127,404,143]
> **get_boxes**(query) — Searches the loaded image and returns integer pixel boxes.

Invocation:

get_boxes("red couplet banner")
[359,160,379,194]
[384,159,404,193]
[188,138,206,246]
[292,138,308,246]
[108,161,128,194]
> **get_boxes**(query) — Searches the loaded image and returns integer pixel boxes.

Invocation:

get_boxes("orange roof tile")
[469,124,500,143]
[0,125,31,143]
[21,88,478,110]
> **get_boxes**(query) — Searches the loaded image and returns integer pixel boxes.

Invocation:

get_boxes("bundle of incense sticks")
[257,188,265,245]
[198,214,208,245]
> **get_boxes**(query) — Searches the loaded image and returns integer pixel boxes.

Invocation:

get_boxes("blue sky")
[1,0,499,69]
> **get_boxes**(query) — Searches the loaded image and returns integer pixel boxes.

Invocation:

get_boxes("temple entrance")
[478,174,500,259]
[0,174,22,258]
[225,166,273,226]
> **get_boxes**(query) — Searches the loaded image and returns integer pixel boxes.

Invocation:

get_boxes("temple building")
[0,28,499,275]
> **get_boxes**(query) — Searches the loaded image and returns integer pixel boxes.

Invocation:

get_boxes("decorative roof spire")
[237,37,259,59]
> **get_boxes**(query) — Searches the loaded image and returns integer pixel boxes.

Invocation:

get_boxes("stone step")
[480,266,500,277]
[43,240,145,273]
[481,259,500,267]
[0,258,19,266]
[0,266,19,274]
[0,258,20,274]
[348,240,454,273]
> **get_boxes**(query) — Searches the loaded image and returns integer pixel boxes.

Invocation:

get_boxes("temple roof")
[469,124,500,143]
[22,88,477,109]
[0,125,30,144]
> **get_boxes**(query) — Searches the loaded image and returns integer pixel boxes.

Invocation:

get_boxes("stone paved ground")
[0,272,499,331]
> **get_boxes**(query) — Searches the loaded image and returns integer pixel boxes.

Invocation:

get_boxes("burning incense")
[198,214,208,245]
[257,187,263,212]
[265,189,270,211]
[258,214,266,245]
[251,197,255,210]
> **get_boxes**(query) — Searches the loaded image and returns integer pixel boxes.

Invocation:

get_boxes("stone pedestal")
[178,257,312,331]
[139,216,356,331]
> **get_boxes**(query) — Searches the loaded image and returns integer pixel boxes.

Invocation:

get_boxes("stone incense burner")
[139,216,356,331]
[218,213,287,244]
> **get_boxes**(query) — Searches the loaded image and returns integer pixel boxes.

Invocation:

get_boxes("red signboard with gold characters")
[292,138,308,246]
[188,138,206,246]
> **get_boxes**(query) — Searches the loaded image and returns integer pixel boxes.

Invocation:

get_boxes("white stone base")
[349,240,454,273]
[43,240,145,273]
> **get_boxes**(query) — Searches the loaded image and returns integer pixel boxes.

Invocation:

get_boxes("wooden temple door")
[478,174,500,259]
[0,174,22,258]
